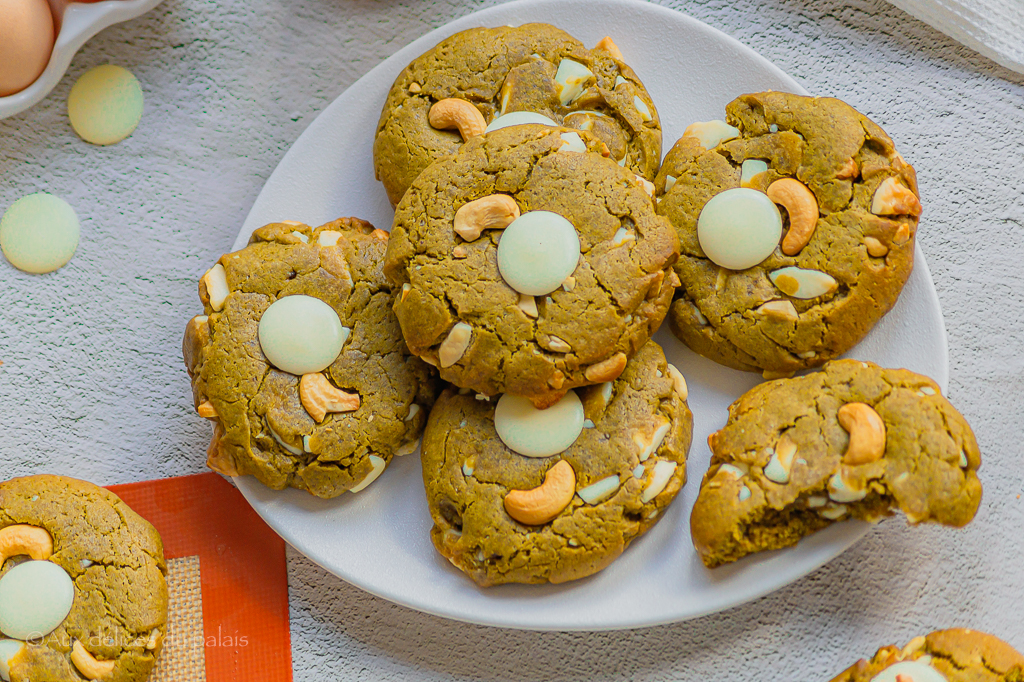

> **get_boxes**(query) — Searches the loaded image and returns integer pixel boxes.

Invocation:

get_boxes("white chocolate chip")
[718,463,748,479]
[438,323,472,368]
[561,275,576,292]
[632,464,645,479]
[665,364,688,400]
[291,231,309,243]
[395,438,420,456]
[634,175,655,196]
[796,351,816,359]
[302,435,312,453]
[558,132,587,153]
[599,382,614,406]
[568,538,580,547]
[663,175,677,193]
[484,111,557,133]
[583,419,595,429]
[269,426,302,455]
[683,120,740,149]
[920,386,936,395]
[769,267,838,299]
[317,230,343,246]
[633,96,652,122]
[828,471,867,503]
[740,159,769,187]
[633,416,671,462]
[818,502,848,520]
[756,300,799,321]
[641,460,677,502]
[517,293,538,318]
[350,455,386,492]
[614,75,627,87]
[610,226,635,247]
[868,660,947,682]
[763,435,797,484]
[738,485,751,501]
[959,451,968,468]
[554,59,594,105]
[405,404,421,421]
[807,495,828,508]
[578,475,621,504]
[769,124,778,133]
[462,464,474,477]
[203,264,229,311]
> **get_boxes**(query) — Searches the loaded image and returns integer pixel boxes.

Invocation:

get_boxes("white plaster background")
[1,0,1022,679]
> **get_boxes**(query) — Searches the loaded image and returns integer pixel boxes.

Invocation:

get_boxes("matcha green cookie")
[831,629,1024,682]
[0,475,167,682]
[183,218,438,499]
[656,92,922,377]
[690,359,981,568]
[374,24,661,205]
[385,124,679,408]
[421,341,692,586]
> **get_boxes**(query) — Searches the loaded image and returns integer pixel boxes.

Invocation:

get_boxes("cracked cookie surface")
[373,23,661,205]
[831,628,1024,682]
[690,359,982,568]
[184,219,438,499]
[655,92,921,376]
[0,475,167,682]
[384,124,679,407]
[421,341,692,586]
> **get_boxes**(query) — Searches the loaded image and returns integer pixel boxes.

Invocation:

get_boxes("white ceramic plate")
[0,0,164,120]
[231,0,948,630]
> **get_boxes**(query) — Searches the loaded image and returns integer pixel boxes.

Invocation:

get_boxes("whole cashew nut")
[503,460,576,525]
[71,641,116,680]
[299,373,360,423]
[453,194,520,241]
[838,402,887,465]
[0,524,53,565]
[584,353,627,383]
[428,98,486,141]
[767,178,820,256]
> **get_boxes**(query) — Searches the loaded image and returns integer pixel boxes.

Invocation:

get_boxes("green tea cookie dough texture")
[656,91,922,376]
[830,629,1024,682]
[421,341,692,586]
[690,359,981,568]
[183,218,438,499]
[373,23,661,205]
[0,475,167,682]
[385,124,680,408]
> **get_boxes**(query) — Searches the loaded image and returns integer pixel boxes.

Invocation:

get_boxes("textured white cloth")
[888,0,1024,73]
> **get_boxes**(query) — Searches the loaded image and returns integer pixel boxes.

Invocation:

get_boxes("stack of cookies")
[183,23,983,592]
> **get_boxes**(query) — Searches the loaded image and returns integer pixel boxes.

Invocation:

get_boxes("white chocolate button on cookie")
[554,59,593,105]
[68,65,144,145]
[495,391,584,458]
[258,295,348,375]
[870,660,947,682]
[497,210,580,296]
[697,188,782,270]
[485,111,557,133]
[0,193,80,274]
[0,560,74,640]
[0,638,23,681]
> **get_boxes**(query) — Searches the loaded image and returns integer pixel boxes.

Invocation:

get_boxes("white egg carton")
[0,0,163,120]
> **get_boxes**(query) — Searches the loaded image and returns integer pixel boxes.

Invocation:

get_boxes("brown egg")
[0,0,56,97]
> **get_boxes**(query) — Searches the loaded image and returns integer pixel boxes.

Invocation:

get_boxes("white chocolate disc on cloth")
[68,65,144,145]
[497,210,580,296]
[0,560,74,640]
[258,295,348,375]
[485,111,557,133]
[697,188,782,270]
[0,193,80,274]
[494,391,584,458]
